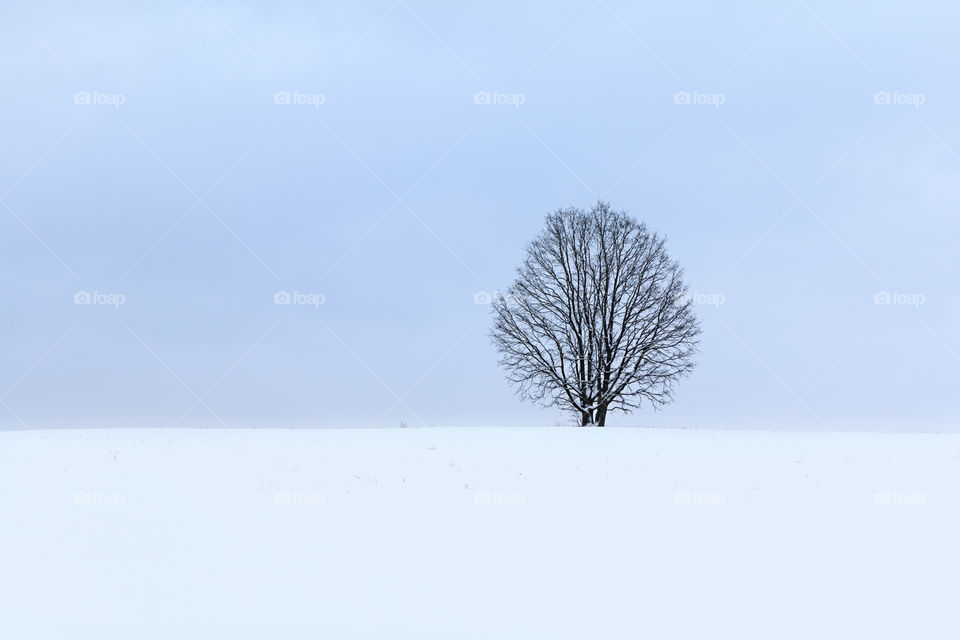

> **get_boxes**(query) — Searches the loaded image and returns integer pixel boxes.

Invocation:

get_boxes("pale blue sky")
[1,0,958,429]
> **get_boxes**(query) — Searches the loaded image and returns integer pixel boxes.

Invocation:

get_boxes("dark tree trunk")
[595,404,608,426]
[580,410,593,426]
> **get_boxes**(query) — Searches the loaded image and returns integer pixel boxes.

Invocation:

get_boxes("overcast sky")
[1,0,958,430]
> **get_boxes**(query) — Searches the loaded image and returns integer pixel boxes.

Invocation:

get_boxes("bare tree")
[491,202,701,426]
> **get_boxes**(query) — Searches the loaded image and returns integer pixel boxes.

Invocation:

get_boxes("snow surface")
[1,426,957,639]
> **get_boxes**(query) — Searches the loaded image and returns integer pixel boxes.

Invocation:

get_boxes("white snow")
[1,426,957,639]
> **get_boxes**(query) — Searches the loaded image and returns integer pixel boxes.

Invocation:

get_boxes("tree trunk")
[595,404,608,426]
[579,407,607,426]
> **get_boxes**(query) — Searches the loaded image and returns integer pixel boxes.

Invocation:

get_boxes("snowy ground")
[1,427,957,639]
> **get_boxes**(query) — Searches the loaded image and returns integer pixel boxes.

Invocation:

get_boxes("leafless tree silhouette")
[491,202,701,426]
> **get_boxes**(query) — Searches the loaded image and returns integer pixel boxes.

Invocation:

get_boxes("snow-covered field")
[1,427,957,639]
